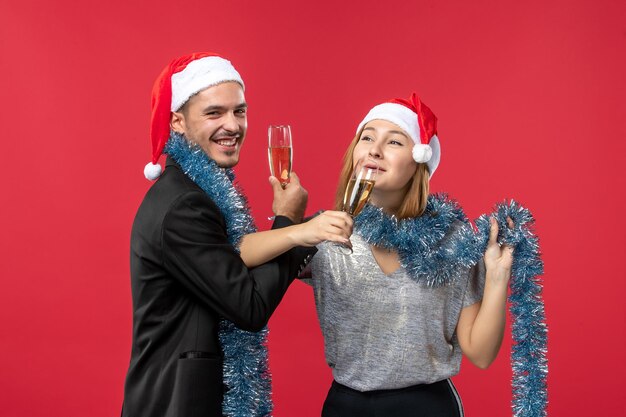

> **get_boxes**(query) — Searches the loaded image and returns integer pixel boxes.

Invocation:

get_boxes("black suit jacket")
[122,158,314,417]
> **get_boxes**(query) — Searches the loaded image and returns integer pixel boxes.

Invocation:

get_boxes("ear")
[170,111,185,134]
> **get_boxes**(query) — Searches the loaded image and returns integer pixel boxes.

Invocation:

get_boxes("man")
[122,52,347,417]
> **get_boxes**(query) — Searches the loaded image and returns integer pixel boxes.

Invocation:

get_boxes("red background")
[1,1,625,416]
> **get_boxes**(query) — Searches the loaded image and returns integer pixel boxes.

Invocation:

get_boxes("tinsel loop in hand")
[475,200,548,417]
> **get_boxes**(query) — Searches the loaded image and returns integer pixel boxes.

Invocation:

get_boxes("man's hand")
[269,172,308,223]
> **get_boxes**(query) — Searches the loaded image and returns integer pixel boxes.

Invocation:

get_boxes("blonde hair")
[334,129,430,219]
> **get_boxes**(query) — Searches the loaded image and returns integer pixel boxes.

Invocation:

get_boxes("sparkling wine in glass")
[268,125,292,188]
[342,169,377,217]
[334,160,379,253]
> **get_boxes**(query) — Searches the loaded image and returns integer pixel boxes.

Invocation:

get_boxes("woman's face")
[352,119,418,195]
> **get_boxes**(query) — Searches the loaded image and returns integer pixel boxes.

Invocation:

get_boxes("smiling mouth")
[213,137,239,147]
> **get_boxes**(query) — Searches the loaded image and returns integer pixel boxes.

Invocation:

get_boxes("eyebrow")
[362,127,409,139]
[202,102,248,112]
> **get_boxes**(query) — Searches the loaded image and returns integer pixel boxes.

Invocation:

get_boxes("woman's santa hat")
[356,93,441,177]
[144,52,245,180]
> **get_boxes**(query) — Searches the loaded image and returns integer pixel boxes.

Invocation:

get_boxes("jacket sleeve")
[271,215,317,278]
[161,191,303,332]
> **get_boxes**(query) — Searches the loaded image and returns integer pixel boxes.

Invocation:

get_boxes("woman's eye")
[389,139,403,146]
[360,136,373,142]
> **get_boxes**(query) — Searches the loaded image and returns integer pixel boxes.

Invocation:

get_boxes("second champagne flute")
[333,159,379,254]
[268,125,292,188]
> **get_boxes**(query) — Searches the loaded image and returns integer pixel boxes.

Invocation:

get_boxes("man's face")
[171,81,247,168]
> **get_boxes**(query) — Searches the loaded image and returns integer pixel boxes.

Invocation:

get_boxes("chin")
[203,147,240,168]
[214,157,239,168]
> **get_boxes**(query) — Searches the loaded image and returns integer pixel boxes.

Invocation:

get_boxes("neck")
[353,194,478,287]
[369,187,408,216]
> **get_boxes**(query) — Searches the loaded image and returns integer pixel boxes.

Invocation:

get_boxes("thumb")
[289,171,301,186]
[269,176,283,193]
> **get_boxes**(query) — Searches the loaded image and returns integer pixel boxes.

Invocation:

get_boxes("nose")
[368,141,382,159]
[222,111,240,133]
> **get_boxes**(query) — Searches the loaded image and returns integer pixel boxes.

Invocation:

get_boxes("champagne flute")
[333,160,379,254]
[268,125,292,189]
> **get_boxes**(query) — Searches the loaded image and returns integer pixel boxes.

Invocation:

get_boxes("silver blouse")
[307,234,485,391]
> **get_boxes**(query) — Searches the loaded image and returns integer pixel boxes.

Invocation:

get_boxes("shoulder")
[421,193,471,238]
[138,164,223,225]
[155,162,203,195]
[425,193,469,224]
[423,195,480,263]
[161,185,222,229]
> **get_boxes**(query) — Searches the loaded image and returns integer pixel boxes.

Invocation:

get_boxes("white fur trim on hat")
[427,135,441,176]
[171,56,244,111]
[356,103,421,144]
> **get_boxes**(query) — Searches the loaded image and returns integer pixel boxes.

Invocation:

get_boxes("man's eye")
[235,109,247,115]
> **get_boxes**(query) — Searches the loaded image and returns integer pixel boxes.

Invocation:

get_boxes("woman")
[304,93,514,417]
[241,93,546,417]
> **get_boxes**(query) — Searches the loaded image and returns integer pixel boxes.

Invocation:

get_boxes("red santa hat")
[356,93,441,177]
[144,52,245,180]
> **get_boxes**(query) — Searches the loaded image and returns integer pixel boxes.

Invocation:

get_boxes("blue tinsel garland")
[354,196,547,417]
[355,194,481,287]
[164,132,273,417]
[476,201,548,417]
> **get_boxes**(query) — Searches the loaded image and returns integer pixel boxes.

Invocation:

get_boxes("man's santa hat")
[144,52,245,180]
[356,93,441,177]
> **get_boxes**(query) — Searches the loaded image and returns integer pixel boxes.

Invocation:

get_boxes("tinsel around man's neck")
[163,131,273,417]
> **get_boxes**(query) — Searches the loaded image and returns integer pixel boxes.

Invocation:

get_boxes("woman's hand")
[291,210,353,248]
[458,216,515,368]
[484,216,515,283]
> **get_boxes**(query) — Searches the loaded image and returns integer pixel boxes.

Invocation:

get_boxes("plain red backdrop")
[1,0,625,416]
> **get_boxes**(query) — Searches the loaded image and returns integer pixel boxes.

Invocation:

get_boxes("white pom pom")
[144,162,162,180]
[412,144,433,163]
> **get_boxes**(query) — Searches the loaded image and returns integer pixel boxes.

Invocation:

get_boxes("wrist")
[485,269,510,289]
[272,215,295,230]
[285,224,304,247]
[274,211,302,224]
